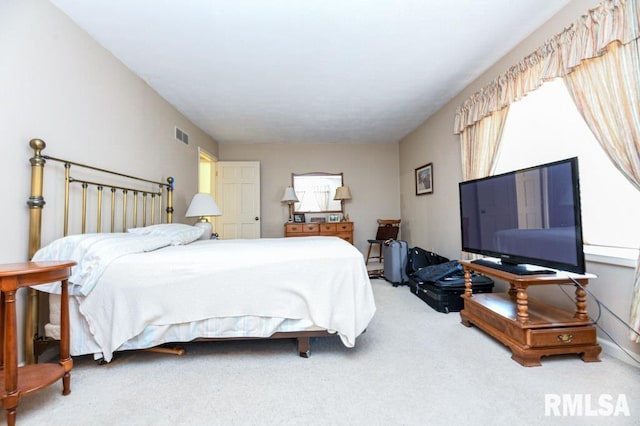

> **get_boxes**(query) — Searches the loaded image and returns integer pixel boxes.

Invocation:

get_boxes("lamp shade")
[185,193,221,217]
[281,186,299,203]
[334,186,352,200]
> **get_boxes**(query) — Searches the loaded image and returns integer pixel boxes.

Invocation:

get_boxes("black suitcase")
[409,275,494,313]
[408,260,494,313]
[382,240,409,286]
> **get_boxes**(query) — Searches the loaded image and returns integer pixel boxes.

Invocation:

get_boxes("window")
[198,148,218,231]
[496,79,640,252]
[198,148,216,194]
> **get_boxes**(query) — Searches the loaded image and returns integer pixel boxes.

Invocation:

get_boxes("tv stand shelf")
[459,260,601,367]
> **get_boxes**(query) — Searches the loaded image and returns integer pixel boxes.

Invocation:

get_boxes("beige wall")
[220,143,401,255]
[399,0,639,362]
[0,0,218,362]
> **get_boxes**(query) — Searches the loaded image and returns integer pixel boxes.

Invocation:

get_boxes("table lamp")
[281,186,299,222]
[185,193,221,239]
[334,185,352,221]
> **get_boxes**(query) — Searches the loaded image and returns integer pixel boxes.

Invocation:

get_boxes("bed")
[25,139,376,363]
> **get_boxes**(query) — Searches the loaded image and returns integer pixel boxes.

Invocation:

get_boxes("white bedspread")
[31,233,171,296]
[38,236,376,362]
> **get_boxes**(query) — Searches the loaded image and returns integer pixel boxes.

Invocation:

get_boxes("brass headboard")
[26,138,175,363]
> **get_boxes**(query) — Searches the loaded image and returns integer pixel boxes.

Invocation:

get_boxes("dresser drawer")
[320,223,337,233]
[528,326,597,348]
[336,233,353,243]
[301,223,320,233]
[336,222,353,232]
[285,223,319,234]
[285,224,304,234]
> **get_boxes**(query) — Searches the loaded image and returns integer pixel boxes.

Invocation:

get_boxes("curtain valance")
[454,0,639,135]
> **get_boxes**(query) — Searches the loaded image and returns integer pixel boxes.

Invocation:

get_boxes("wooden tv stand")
[459,260,601,367]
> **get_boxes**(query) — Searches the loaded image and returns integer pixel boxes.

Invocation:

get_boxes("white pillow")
[128,223,204,245]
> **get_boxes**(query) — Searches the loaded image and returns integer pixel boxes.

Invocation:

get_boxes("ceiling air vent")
[175,126,189,145]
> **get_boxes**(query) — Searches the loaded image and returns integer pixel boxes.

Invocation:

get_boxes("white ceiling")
[50,0,570,144]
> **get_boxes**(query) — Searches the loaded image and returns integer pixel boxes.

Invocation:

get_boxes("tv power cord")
[556,277,640,366]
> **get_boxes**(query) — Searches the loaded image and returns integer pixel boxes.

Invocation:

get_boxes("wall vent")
[175,127,189,145]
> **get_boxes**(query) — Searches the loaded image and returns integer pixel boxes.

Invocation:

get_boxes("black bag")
[410,260,462,284]
[406,247,449,276]
[408,258,494,313]
[408,276,494,313]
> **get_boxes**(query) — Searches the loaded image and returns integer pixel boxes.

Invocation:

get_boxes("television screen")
[459,157,585,274]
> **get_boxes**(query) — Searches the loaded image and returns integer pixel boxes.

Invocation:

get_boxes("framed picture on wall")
[415,163,433,195]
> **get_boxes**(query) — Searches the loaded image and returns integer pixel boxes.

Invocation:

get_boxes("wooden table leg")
[516,286,529,323]
[59,279,72,395]
[574,283,589,321]
[3,289,18,426]
[463,268,473,297]
[0,291,4,369]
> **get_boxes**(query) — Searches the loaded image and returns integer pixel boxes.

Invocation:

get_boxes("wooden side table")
[0,261,75,426]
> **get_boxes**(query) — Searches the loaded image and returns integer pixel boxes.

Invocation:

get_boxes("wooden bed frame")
[26,138,330,364]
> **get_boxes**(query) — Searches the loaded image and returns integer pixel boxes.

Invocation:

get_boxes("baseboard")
[598,337,640,368]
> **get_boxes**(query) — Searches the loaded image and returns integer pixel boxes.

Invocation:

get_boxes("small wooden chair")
[365,219,401,265]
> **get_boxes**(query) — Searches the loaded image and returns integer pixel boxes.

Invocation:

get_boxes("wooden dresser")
[284,222,354,244]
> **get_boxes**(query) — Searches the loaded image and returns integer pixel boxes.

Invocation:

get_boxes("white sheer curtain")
[563,38,640,341]
[459,107,509,181]
[458,108,509,262]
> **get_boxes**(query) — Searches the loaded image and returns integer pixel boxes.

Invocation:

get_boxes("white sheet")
[38,236,376,362]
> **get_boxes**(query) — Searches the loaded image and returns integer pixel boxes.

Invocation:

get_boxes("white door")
[215,161,261,239]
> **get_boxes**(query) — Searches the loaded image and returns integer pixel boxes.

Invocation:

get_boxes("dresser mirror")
[292,172,343,213]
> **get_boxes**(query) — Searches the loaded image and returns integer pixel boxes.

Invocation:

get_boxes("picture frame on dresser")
[293,213,305,223]
[328,213,341,223]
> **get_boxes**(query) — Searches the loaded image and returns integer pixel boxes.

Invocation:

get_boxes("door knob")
[255,217,259,221]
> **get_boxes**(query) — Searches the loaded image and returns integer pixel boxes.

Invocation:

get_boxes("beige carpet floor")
[10,278,640,425]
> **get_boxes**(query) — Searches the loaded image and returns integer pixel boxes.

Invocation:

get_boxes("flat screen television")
[459,157,585,275]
